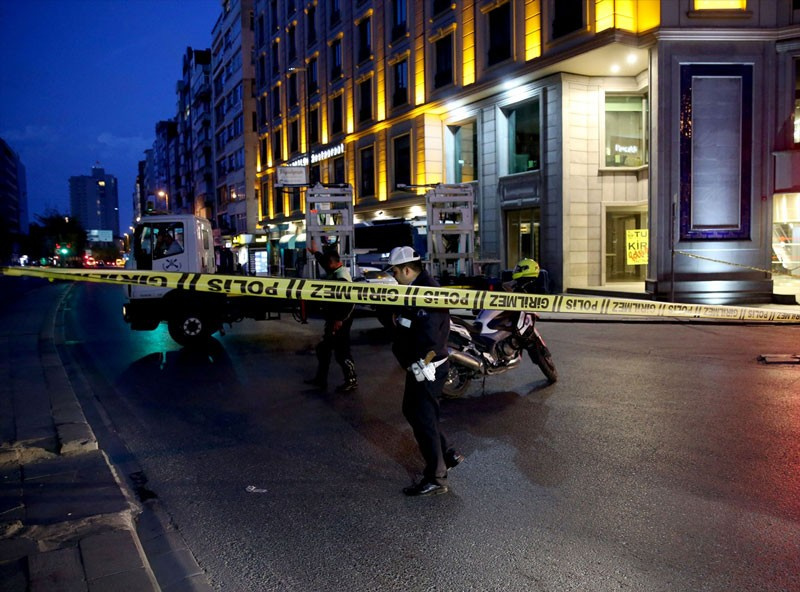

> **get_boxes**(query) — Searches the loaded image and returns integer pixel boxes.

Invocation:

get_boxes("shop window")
[392,59,409,108]
[360,146,376,198]
[552,0,584,39]
[452,121,478,182]
[487,2,512,66]
[358,78,373,123]
[434,34,453,89]
[507,99,540,173]
[393,134,411,189]
[604,95,647,167]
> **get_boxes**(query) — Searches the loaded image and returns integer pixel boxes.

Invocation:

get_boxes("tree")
[26,210,87,266]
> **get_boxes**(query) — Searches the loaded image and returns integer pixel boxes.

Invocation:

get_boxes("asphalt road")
[59,281,800,591]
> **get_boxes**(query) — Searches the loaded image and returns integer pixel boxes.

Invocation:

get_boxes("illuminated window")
[507,100,540,173]
[487,2,512,66]
[393,134,411,189]
[693,0,746,9]
[794,59,800,145]
[392,59,409,108]
[360,146,376,198]
[552,0,584,39]
[604,95,648,167]
[434,34,453,89]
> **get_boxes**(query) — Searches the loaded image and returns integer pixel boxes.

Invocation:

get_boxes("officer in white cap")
[385,246,464,496]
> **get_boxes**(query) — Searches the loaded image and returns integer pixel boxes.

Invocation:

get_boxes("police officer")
[304,242,358,392]
[386,246,464,496]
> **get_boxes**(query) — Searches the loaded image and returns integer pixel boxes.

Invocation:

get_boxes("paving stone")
[28,546,88,592]
[23,451,129,525]
[0,464,23,522]
[87,567,157,592]
[78,529,144,582]
[162,573,215,592]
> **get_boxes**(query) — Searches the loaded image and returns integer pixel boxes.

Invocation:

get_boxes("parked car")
[355,265,397,285]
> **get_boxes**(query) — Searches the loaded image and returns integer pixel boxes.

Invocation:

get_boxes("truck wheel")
[168,311,214,347]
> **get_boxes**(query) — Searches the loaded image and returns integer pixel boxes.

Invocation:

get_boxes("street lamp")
[158,190,169,212]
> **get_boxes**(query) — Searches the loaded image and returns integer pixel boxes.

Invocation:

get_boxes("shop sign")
[626,229,648,265]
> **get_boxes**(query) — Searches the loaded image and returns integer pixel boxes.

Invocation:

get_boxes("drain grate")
[757,354,800,364]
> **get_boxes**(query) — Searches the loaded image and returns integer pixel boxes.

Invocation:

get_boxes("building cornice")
[655,27,798,43]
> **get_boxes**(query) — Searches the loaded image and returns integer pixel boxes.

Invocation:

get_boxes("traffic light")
[55,243,72,256]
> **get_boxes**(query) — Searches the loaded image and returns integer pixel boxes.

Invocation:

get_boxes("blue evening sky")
[0,0,221,232]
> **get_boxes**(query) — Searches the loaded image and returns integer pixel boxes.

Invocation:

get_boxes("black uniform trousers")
[401,362,450,485]
[315,317,354,379]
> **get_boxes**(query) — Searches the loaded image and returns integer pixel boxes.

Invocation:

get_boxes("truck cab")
[124,214,229,346]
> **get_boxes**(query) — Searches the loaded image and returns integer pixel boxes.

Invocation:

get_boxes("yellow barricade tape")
[3,266,800,323]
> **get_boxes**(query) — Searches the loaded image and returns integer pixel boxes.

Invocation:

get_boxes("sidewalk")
[0,278,180,591]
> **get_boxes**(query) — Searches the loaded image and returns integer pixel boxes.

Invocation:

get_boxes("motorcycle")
[442,272,557,398]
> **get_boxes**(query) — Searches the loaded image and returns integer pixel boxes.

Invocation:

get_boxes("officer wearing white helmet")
[386,246,464,496]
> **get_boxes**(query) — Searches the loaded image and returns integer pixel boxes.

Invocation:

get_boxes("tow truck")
[122,213,295,346]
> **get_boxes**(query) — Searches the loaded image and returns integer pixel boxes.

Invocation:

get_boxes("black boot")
[335,360,358,393]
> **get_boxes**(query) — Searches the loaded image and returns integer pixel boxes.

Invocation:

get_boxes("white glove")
[410,359,437,382]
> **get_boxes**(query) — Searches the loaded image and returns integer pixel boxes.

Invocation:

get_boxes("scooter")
[442,276,557,398]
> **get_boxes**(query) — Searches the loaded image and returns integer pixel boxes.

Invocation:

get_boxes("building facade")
[68,165,120,237]
[212,0,260,257]
[0,137,28,235]
[249,0,800,304]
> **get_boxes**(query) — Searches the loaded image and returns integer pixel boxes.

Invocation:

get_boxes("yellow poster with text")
[626,229,648,265]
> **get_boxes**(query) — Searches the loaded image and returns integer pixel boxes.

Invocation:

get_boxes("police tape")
[3,266,800,323]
